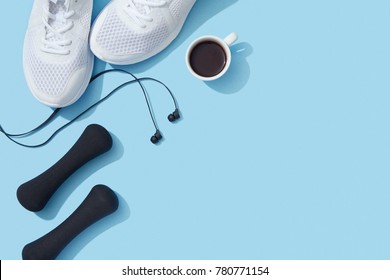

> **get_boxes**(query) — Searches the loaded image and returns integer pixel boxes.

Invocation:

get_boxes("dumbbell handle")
[22,185,119,260]
[17,124,113,212]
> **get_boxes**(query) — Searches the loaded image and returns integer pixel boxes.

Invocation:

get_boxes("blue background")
[1,0,390,260]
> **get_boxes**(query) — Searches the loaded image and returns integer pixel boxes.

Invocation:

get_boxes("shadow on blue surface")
[92,0,111,21]
[36,132,124,220]
[206,42,253,94]
[56,192,130,260]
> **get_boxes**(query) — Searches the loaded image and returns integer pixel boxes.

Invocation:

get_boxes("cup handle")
[224,32,238,46]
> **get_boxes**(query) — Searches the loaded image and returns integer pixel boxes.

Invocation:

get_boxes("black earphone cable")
[0,69,179,148]
[94,69,179,109]
[90,68,160,131]
[0,69,153,137]
[2,78,151,148]
[0,108,61,138]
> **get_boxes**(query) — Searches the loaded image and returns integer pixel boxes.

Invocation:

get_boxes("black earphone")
[168,108,181,123]
[0,69,181,148]
[150,130,163,144]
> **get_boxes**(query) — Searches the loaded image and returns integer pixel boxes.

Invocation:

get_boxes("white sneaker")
[23,0,94,108]
[89,0,196,65]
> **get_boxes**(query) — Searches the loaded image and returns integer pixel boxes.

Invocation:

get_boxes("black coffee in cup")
[189,41,227,78]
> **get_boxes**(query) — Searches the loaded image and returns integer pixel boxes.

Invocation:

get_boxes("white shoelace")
[124,0,167,28]
[41,0,75,55]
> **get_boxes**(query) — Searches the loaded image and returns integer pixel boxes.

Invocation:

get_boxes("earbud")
[150,130,162,144]
[168,109,180,122]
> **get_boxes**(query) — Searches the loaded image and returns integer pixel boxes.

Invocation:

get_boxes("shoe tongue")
[49,0,69,5]
[134,0,160,15]
[47,0,69,42]
[49,0,67,13]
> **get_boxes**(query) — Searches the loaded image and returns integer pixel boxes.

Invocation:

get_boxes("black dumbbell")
[22,185,119,260]
[17,124,113,212]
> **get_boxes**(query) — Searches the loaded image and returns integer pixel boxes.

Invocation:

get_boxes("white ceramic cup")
[186,32,238,81]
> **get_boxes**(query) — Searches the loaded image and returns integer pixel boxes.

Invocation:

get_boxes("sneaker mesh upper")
[169,0,185,20]
[134,2,147,15]
[24,33,88,96]
[95,7,170,55]
[80,4,93,30]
